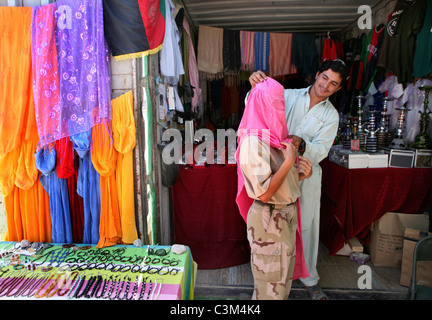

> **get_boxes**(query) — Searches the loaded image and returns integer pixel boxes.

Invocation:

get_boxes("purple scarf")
[31,0,111,150]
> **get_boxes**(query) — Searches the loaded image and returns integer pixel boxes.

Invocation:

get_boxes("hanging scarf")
[183,19,202,112]
[197,25,224,75]
[31,0,111,150]
[223,29,241,72]
[35,145,73,244]
[254,32,270,72]
[71,129,101,244]
[240,31,255,71]
[103,0,166,60]
[112,91,139,244]
[235,77,309,280]
[56,137,84,243]
[269,32,297,77]
[0,7,36,156]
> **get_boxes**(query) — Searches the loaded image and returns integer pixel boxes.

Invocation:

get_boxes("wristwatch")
[299,138,306,154]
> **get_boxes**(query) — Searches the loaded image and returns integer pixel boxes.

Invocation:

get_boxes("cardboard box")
[336,237,364,256]
[368,212,430,268]
[400,227,432,287]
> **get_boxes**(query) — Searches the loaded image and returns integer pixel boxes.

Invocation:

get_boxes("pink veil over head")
[235,77,289,221]
[235,76,309,280]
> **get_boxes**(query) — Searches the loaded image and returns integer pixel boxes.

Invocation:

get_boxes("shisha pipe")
[390,102,411,149]
[413,85,432,149]
[355,94,367,151]
[364,104,380,153]
[377,96,394,147]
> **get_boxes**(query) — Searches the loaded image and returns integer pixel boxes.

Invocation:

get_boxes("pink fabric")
[235,77,309,280]
[240,30,255,71]
[235,77,289,221]
[183,19,201,112]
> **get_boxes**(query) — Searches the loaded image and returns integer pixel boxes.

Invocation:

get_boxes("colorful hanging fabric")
[269,32,297,77]
[3,139,52,243]
[71,129,101,244]
[35,145,73,244]
[91,121,122,248]
[56,137,84,243]
[0,7,36,156]
[393,0,426,84]
[160,0,184,112]
[4,179,52,243]
[183,19,202,112]
[197,25,224,76]
[0,7,52,243]
[31,0,112,151]
[413,0,432,78]
[361,24,385,92]
[112,91,138,244]
[322,37,338,62]
[103,0,166,60]
[292,33,319,78]
[223,29,241,72]
[240,31,255,71]
[254,32,270,73]
[160,0,184,79]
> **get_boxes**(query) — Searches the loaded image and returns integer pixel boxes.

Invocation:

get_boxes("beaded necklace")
[4,272,27,297]
[129,276,139,300]
[13,272,39,297]
[0,270,25,293]
[146,279,153,300]
[67,276,82,299]
[87,275,102,298]
[108,275,121,300]
[82,275,97,298]
[34,272,62,298]
[114,274,129,300]
[138,276,147,300]
[26,274,50,298]
[73,275,88,298]
[57,271,79,297]
[67,275,82,299]
[121,275,131,300]
[94,275,107,299]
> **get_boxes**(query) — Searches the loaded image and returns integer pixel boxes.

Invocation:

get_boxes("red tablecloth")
[320,158,432,255]
[171,165,250,269]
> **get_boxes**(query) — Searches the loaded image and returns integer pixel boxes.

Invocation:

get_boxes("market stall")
[0,241,196,300]
[1,0,432,299]
[319,158,432,255]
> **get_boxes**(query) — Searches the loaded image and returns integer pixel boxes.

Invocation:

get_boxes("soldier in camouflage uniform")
[236,77,312,300]
[247,201,297,300]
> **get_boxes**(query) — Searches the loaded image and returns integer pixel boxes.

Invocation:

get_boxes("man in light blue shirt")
[249,60,349,300]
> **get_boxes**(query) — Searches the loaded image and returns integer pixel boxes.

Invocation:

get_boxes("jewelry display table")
[0,242,196,300]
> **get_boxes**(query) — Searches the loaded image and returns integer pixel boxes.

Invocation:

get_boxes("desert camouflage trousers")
[247,200,297,300]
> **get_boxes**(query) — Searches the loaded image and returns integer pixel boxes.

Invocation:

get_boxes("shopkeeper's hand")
[297,156,313,181]
[249,71,268,89]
